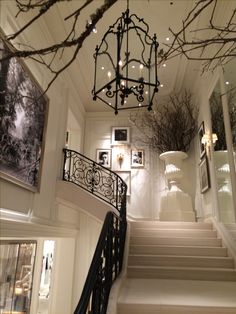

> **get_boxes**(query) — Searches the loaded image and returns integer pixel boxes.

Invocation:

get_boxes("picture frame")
[199,156,210,193]
[111,126,130,145]
[96,149,112,168]
[0,31,48,192]
[131,149,144,168]
[115,170,131,195]
[198,121,206,159]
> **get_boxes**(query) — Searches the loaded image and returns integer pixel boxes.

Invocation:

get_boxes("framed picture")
[131,149,144,168]
[199,156,210,193]
[115,170,131,195]
[111,126,130,145]
[198,121,206,159]
[96,149,112,168]
[0,32,48,192]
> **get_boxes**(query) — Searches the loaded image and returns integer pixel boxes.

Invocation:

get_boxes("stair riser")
[225,224,236,230]
[130,245,227,257]
[130,237,222,247]
[118,304,236,314]
[130,222,213,230]
[127,267,236,281]
[131,229,217,238]
[128,256,234,268]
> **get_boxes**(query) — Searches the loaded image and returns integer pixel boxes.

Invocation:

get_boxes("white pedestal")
[214,151,235,223]
[159,151,196,222]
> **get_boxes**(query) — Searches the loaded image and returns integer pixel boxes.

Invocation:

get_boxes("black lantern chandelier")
[92,1,160,114]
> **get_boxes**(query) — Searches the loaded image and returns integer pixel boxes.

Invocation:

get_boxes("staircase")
[117,220,236,314]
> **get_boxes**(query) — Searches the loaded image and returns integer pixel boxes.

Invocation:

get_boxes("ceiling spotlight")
[225,81,230,85]
[166,37,170,41]
[163,63,166,67]
[160,84,164,87]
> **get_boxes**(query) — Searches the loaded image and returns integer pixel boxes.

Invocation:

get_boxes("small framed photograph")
[199,156,210,193]
[131,149,144,168]
[198,121,206,159]
[96,149,112,168]
[111,127,130,145]
[116,170,131,195]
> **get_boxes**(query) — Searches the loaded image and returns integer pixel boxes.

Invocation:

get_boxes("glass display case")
[0,240,37,314]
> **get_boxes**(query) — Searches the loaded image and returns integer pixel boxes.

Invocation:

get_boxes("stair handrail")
[62,148,127,313]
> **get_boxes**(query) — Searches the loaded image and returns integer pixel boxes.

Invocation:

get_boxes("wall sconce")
[201,133,218,146]
[117,153,124,168]
[201,133,218,159]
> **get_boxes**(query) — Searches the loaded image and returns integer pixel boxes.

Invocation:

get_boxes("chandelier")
[92,1,160,114]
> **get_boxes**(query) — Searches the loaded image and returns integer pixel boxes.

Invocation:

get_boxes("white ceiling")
[38,0,198,112]
[3,0,232,113]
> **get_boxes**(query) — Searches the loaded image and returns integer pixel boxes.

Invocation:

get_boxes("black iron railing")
[63,149,127,215]
[62,149,127,314]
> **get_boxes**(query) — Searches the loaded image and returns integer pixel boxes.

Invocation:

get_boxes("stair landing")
[117,278,236,314]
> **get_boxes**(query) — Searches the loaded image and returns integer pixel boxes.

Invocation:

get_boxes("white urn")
[159,151,196,222]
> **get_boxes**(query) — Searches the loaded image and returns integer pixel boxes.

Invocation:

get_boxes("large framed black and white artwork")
[111,126,130,145]
[0,31,48,192]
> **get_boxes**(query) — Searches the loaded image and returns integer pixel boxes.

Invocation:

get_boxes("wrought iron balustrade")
[62,149,127,314]
[74,211,127,314]
[63,149,126,215]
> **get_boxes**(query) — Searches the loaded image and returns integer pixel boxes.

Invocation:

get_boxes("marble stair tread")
[129,244,228,256]
[128,254,234,268]
[225,223,236,230]
[130,228,217,238]
[127,265,236,281]
[130,221,213,230]
[130,236,222,247]
[117,303,236,314]
[117,278,236,314]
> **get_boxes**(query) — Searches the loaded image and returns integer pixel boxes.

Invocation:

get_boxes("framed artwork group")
[95,127,145,195]
[198,121,210,194]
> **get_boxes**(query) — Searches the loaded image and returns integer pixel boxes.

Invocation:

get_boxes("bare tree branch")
[160,0,236,72]
[0,0,118,93]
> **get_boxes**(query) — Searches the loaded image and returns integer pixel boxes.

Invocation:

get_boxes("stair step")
[130,236,222,247]
[130,221,213,230]
[128,254,234,268]
[131,228,217,238]
[127,266,236,281]
[117,303,236,314]
[129,245,228,257]
[229,230,236,239]
[225,223,236,230]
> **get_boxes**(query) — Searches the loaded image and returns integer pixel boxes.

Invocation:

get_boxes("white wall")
[0,2,91,314]
[183,60,219,221]
[84,111,197,219]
